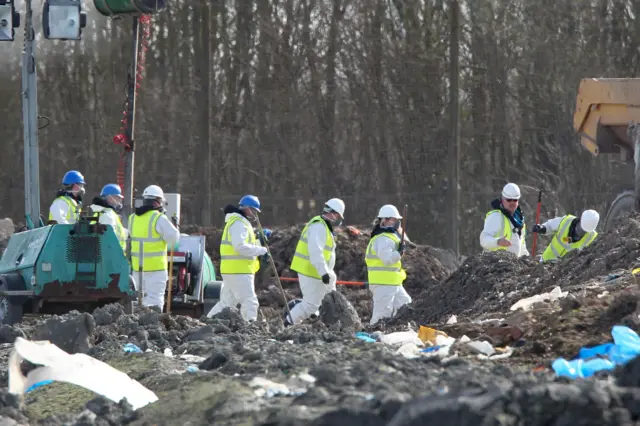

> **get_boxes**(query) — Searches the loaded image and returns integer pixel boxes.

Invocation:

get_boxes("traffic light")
[43,0,87,40]
[0,0,20,42]
[93,0,167,16]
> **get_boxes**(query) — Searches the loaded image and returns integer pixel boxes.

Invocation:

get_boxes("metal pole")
[447,0,460,257]
[122,17,140,227]
[21,0,41,227]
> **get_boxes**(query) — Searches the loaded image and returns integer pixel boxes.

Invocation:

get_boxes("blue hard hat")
[239,195,261,212]
[100,183,123,198]
[62,170,85,186]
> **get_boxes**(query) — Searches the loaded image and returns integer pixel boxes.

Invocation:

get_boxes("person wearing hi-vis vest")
[128,185,180,312]
[480,182,529,258]
[89,184,128,251]
[366,204,411,325]
[206,195,268,322]
[532,209,600,263]
[48,170,86,224]
[285,198,346,326]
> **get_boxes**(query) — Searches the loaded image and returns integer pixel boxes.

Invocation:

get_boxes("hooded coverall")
[128,207,180,310]
[49,194,80,224]
[480,208,529,258]
[540,215,597,262]
[288,216,337,324]
[89,197,128,251]
[366,231,411,325]
[206,211,267,321]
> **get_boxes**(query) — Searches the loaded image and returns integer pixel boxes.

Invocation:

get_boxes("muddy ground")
[2,215,640,424]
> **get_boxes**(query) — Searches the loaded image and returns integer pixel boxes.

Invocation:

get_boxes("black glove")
[321,274,330,284]
[260,252,271,264]
[532,224,546,234]
[398,242,406,255]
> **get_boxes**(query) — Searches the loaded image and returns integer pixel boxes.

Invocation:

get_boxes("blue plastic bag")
[552,326,640,379]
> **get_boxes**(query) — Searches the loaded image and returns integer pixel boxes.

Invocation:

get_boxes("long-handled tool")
[166,247,174,314]
[254,214,292,321]
[400,204,408,243]
[531,190,543,257]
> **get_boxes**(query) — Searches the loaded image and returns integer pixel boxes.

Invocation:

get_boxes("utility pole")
[21,0,41,228]
[122,17,140,227]
[448,0,460,256]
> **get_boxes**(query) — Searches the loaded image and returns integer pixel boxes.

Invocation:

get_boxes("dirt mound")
[389,252,541,325]
[541,212,640,288]
[183,224,455,290]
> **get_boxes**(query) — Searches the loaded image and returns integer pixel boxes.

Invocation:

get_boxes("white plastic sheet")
[8,337,158,410]
[509,286,568,311]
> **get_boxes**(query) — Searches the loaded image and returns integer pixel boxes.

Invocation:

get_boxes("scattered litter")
[380,331,424,347]
[186,366,199,373]
[466,341,495,356]
[249,377,307,398]
[355,332,377,343]
[446,315,457,324]
[123,343,142,354]
[8,337,158,410]
[510,286,568,311]
[552,325,640,379]
[417,326,448,344]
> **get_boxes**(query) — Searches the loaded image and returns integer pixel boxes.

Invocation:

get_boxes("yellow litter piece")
[418,326,448,344]
[632,268,640,277]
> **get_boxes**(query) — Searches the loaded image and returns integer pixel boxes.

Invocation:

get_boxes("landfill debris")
[510,286,568,311]
[8,337,158,410]
[552,325,640,379]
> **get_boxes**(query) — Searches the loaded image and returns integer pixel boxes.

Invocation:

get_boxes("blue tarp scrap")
[552,325,640,379]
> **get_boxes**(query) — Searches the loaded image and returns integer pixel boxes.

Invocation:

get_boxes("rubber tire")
[603,190,636,232]
[0,286,24,326]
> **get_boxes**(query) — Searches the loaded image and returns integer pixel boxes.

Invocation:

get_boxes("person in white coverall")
[532,209,600,263]
[207,195,268,322]
[89,184,128,251]
[366,204,412,325]
[128,185,180,312]
[480,182,529,258]
[48,170,86,224]
[285,198,346,326]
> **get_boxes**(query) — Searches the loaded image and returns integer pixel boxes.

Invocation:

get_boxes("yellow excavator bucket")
[574,78,640,158]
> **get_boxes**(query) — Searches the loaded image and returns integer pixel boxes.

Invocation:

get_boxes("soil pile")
[541,213,640,288]
[182,223,456,290]
[389,212,640,327]
[390,252,540,325]
[2,302,640,425]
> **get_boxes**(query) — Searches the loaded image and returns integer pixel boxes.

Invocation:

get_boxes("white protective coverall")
[89,204,128,247]
[368,234,412,325]
[206,213,267,321]
[288,221,337,324]
[479,211,529,258]
[49,197,78,224]
[128,213,180,309]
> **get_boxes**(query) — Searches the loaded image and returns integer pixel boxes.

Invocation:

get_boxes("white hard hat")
[377,204,402,219]
[502,183,521,200]
[324,198,345,218]
[580,209,600,233]
[142,185,165,201]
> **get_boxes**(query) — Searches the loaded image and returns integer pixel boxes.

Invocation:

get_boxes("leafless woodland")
[0,0,635,254]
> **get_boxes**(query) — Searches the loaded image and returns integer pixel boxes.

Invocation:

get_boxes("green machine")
[0,212,135,324]
[0,0,222,325]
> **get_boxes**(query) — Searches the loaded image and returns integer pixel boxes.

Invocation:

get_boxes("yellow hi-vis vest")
[542,215,597,262]
[48,195,79,223]
[91,206,127,251]
[484,209,527,252]
[219,215,260,274]
[365,232,407,286]
[128,210,167,272]
[290,216,334,279]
